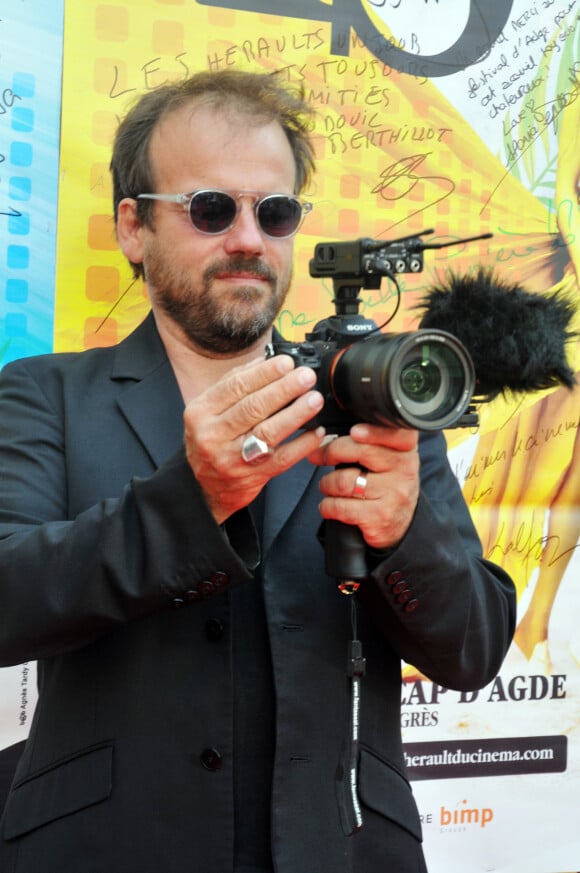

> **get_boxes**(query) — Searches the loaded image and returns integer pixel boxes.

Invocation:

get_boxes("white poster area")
[406,642,580,873]
[401,422,580,873]
[0,664,37,754]
[403,428,580,872]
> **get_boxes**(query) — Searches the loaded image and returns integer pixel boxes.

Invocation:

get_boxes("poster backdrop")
[0,0,62,361]
[1,2,579,871]
[0,0,64,751]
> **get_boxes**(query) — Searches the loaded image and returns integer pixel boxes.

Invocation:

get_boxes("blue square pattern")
[5,280,29,303]
[11,108,34,133]
[8,213,30,235]
[12,73,36,99]
[7,246,30,270]
[9,177,31,201]
[5,313,28,338]
[10,142,33,167]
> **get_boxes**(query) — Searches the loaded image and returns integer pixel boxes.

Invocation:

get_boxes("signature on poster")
[195,0,514,76]
[0,87,24,220]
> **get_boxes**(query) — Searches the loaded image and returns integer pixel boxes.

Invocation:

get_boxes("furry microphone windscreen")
[418,268,577,400]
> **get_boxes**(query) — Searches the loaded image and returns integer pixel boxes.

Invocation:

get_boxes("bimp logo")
[440,800,494,830]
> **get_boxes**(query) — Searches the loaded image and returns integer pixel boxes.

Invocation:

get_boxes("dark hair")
[110,69,317,278]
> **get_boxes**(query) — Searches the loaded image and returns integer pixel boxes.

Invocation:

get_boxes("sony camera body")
[268,234,479,433]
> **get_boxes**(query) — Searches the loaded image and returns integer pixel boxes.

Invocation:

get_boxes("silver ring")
[352,472,368,499]
[241,433,271,464]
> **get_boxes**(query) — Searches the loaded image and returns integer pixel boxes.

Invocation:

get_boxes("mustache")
[204,257,276,284]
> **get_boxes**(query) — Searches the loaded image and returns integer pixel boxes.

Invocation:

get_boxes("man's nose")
[223,201,266,256]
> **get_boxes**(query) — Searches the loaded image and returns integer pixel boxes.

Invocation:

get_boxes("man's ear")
[116,198,145,267]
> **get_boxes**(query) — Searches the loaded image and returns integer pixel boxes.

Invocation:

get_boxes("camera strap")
[336,598,366,835]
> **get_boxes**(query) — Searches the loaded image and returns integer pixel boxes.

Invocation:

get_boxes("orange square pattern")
[91,110,118,147]
[94,58,123,96]
[340,174,361,200]
[95,5,130,42]
[86,265,121,301]
[88,214,118,251]
[338,209,360,235]
[90,163,112,199]
[207,7,236,26]
[84,316,119,348]
[152,20,185,54]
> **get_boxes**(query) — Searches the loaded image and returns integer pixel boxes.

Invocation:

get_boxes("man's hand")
[183,354,325,524]
[309,423,420,551]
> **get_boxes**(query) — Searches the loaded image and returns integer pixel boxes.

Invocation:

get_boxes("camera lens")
[328,329,475,430]
[395,340,462,422]
[400,358,443,403]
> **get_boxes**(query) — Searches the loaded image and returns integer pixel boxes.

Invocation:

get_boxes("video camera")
[267,230,488,432]
[266,229,575,592]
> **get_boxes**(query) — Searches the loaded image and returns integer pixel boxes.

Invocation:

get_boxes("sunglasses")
[137,189,313,239]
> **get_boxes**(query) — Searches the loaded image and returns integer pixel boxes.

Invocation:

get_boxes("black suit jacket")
[0,314,515,873]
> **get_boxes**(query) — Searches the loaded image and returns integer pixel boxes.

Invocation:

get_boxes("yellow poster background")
[56,0,579,599]
[55,2,579,870]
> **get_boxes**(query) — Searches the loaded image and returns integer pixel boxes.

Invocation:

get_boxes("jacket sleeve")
[0,358,257,667]
[359,430,517,691]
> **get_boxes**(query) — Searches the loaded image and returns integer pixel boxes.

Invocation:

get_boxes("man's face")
[133,103,298,355]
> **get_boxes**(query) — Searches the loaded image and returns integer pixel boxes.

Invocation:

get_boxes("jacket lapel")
[111,314,185,468]
[261,456,319,559]
[110,314,319,547]
[260,326,322,556]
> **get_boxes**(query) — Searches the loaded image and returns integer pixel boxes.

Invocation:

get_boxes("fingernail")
[275,354,295,374]
[297,367,317,388]
[307,391,324,409]
[351,423,369,440]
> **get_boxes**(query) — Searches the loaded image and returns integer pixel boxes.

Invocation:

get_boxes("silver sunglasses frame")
[136,189,313,238]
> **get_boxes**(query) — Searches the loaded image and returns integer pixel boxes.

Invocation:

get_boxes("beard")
[144,246,292,355]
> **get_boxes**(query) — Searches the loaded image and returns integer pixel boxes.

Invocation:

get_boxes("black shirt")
[233,493,275,872]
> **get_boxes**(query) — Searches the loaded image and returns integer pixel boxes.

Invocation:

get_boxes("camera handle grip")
[325,518,368,595]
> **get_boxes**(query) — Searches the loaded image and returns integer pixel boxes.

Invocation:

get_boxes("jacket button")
[205,618,225,642]
[397,589,414,604]
[197,580,215,597]
[200,748,222,771]
[211,571,229,589]
[405,598,420,613]
[386,571,403,586]
[184,589,201,603]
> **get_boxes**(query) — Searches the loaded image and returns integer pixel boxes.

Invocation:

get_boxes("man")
[0,70,515,872]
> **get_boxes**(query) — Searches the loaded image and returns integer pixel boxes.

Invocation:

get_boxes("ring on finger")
[241,433,272,465]
[352,469,368,499]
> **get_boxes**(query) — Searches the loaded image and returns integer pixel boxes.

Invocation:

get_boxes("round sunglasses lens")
[258,197,302,238]
[189,191,237,233]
